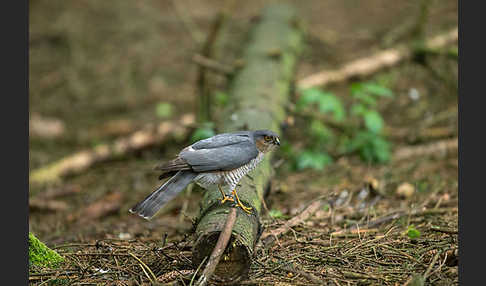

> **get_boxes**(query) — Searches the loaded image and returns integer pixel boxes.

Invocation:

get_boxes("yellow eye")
[264,135,271,141]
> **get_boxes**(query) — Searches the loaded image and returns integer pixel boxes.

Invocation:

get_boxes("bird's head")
[253,130,280,153]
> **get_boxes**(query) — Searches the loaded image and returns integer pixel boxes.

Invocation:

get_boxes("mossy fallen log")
[29,232,64,268]
[191,3,303,284]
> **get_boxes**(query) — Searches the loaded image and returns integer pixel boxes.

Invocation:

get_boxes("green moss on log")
[29,232,64,268]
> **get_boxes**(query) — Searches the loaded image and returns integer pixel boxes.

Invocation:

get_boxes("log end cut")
[193,232,251,284]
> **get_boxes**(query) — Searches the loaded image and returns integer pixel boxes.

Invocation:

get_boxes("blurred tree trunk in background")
[191,3,303,284]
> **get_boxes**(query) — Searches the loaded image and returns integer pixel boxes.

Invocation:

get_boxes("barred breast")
[193,152,264,190]
[222,152,264,190]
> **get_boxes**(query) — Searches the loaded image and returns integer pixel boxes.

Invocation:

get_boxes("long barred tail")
[129,170,197,220]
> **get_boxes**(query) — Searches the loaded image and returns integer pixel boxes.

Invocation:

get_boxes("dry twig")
[297,27,458,89]
[195,207,237,286]
[261,200,323,247]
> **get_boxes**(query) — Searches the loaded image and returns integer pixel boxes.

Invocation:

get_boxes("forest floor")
[29,1,458,285]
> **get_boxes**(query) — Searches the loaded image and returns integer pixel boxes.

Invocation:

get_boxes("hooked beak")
[274,137,280,146]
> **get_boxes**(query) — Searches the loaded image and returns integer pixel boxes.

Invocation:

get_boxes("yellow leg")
[218,185,234,203]
[231,189,252,214]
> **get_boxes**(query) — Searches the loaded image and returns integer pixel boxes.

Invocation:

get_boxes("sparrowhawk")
[129,130,280,219]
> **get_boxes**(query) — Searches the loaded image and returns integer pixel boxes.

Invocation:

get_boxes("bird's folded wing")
[190,132,252,150]
[180,140,258,172]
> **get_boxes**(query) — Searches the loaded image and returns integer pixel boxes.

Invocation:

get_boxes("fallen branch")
[192,54,235,75]
[429,226,458,235]
[29,199,68,212]
[393,137,458,161]
[29,114,195,185]
[195,207,237,286]
[297,27,458,89]
[261,199,323,248]
[330,228,379,238]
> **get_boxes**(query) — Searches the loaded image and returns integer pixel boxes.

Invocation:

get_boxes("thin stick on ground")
[424,250,442,279]
[195,207,237,286]
[128,252,157,283]
[261,199,323,248]
[297,27,458,89]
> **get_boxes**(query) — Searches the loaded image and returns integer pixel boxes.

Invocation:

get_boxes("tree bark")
[191,3,303,284]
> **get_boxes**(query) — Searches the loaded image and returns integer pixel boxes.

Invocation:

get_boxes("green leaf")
[353,92,377,107]
[317,93,345,121]
[362,82,393,97]
[155,102,173,118]
[345,131,391,163]
[350,103,367,116]
[297,88,323,109]
[310,120,333,142]
[363,110,384,133]
[296,151,333,170]
[406,225,421,240]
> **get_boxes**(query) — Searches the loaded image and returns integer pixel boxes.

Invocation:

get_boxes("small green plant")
[291,81,393,170]
[345,82,392,163]
[406,225,421,240]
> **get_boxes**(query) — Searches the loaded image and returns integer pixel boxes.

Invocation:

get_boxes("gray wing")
[180,133,258,172]
[190,131,252,150]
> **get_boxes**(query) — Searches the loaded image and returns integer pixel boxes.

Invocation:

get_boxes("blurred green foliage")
[213,90,229,107]
[268,209,285,219]
[155,102,173,119]
[190,122,216,143]
[288,81,393,171]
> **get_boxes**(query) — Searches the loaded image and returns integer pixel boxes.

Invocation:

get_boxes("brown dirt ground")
[29,0,457,285]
